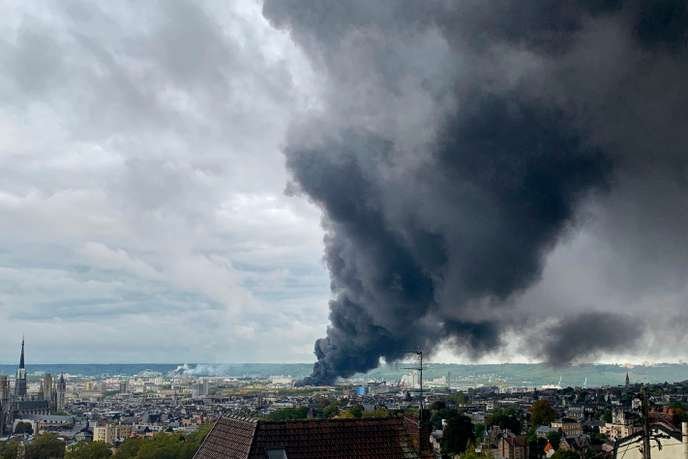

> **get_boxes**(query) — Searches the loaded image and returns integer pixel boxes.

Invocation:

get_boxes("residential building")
[551,418,582,437]
[601,410,641,441]
[94,423,134,444]
[195,415,433,458]
[499,435,528,459]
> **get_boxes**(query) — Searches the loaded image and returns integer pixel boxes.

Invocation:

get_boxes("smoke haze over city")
[1,0,688,382]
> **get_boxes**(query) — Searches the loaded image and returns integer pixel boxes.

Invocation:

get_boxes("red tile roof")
[195,416,420,459]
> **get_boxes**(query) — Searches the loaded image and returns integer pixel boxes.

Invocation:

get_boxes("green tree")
[113,424,210,459]
[474,423,485,439]
[530,400,556,427]
[452,392,468,406]
[590,432,608,446]
[112,438,143,459]
[0,440,19,459]
[26,433,65,459]
[530,437,547,459]
[601,410,612,423]
[431,401,447,411]
[486,408,522,435]
[442,413,475,456]
[265,407,309,421]
[551,450,579,459]
[362,408,389,418]
[322,401,340,418]
[135,433,183,459]
[459,450,492,459]
[66,441,112,459]
[347,405,364,418]
[431,406,461,431]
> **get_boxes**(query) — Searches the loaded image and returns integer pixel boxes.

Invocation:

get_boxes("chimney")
[682,422,688,459]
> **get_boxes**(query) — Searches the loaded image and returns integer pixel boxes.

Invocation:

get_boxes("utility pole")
[403,350,425,457]
[418,350,423,424]
[403,350,424,423]
[641,385,651,459]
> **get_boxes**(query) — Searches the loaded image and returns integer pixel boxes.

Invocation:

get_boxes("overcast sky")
[0,0,333,363]
[1,0,687,365]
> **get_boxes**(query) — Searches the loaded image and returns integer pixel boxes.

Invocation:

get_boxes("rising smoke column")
[264,0,688,384]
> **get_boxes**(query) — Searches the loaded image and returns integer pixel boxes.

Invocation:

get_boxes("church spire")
[19,335,25,369]
[625,371,630,386]
[15,335,27,398]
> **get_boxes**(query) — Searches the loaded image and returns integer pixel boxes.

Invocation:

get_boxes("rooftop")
[194,415,421,459]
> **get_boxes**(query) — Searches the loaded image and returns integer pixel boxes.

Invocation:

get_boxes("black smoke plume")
[539,312,643,366]
[264,0,688,385]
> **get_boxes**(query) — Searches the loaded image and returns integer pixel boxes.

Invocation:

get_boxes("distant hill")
[0,362,687,388]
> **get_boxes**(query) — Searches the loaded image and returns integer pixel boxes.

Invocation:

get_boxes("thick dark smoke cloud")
[263,0,688,384]
[539,312,644,366]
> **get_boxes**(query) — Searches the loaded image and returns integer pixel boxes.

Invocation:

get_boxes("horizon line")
[0,361,685,367]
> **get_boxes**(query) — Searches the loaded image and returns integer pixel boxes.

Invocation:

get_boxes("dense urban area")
[2,341,688,459]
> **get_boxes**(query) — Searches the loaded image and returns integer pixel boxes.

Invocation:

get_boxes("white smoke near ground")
[171,364,232,377]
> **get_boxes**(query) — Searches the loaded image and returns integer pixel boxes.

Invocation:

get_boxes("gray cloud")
[0,0,328,364]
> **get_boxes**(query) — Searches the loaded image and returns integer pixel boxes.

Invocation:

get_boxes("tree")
[66,441,112,459]
[486,408,522,435]
[0,440,19,459]
[362,408,389,418]
[442,413,475,456]
[452,392,468,406]
[459,450,492,459]
[134,433,184,459]
[601,410,612,424]
[322,401,340,418]
[347,405,364,418]
[474,423,485,439]
[551,450,579,459]
[431,401,447,411]
[26,433,65,459]
[530,400,556,427]
[530,437,547,459]
[113,424,211,459]
[431,406,461,431]
[265,407,309,421]
[112,438,145,459]
[590,432,608,446]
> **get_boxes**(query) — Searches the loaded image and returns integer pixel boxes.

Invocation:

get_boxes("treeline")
[263,400,391,421]
[0,424,211,459]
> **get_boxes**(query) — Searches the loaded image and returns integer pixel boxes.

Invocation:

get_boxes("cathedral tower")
[56,373,66,412]
[14,337,26,399]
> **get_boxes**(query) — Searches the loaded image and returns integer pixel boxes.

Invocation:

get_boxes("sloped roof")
[195,416,420,459]
[195,417,257,459]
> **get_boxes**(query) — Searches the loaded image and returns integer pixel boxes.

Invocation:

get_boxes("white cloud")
[0,0,328,364]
